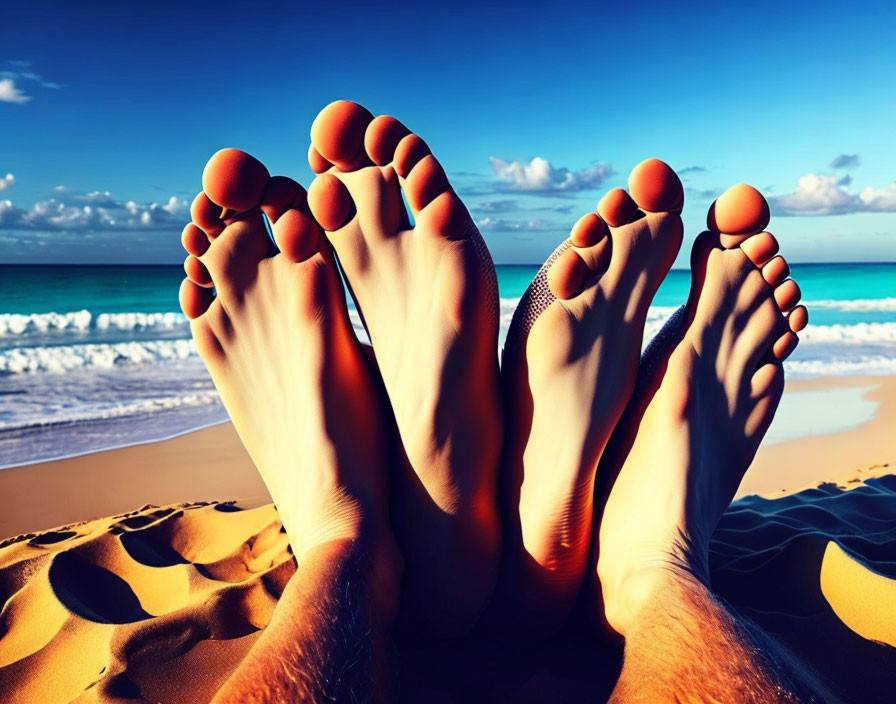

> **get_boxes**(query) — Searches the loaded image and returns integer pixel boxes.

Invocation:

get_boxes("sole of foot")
[593,184,808,636]
[305,100,503,638]
[179,148,401,618]
[491,159,685,637]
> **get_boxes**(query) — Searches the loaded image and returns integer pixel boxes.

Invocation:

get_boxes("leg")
[594,185,824,701]
[213,537,397,703]
[610,568,835,704]
[306,101,503,637]
[180,149,401,700]
[491,159,684,636]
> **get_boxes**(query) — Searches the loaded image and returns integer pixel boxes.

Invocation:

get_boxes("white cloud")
[0,174,14,191]
[489,156,612,193]
[860,184,896,212]
[0,193,190,231]
[0,78,30,104]
[770,173,896,215]
[477,216,553,232]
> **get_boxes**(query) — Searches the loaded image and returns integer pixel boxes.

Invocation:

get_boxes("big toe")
[202,148,270,216]
[310,100,375,171]
[628,158,684,213]
[708,184,770,247]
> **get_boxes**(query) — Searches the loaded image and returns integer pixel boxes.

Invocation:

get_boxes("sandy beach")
[1,374,895,702]
[2,375,893,540]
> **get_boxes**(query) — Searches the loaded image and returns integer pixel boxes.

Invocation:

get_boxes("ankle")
[600,544,710,637]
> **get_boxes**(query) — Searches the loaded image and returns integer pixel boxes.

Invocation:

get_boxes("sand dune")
[0,502,294,704]
[1,472,894,702]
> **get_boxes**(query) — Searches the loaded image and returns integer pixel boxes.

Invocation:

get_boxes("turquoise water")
[3,263,895,326]
[0,262,894,467]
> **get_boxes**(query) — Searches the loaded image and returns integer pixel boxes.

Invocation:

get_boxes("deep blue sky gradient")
[1,0,895,264]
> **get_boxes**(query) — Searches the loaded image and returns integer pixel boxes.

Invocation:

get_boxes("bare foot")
[491,159,684,635]
[305,101,503,637]
[179,149,400,616]
[594,185,809,636]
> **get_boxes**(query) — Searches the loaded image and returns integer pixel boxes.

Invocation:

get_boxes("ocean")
[1,263,894,468]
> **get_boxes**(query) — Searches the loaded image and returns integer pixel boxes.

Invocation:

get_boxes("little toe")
[628,158,684,213]
[179,279,214,320]
[774,279,802,312]
[182,223,210,256]
[788,305,809,332]
[202,149,270,216]
[272,209,323,263]
[597,188,640,227]
[708,184,770,247]
[310,100,375,171]
[747,362,786,437]
[184,255,213,287]
[762,255,789,287]
[307,173,356,231]
[740,232,779,268]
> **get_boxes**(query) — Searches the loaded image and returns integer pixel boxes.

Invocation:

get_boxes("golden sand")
[1,375,894,701]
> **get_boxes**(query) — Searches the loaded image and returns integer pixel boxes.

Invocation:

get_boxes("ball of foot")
[707,184,770,236]
[202,148,270,212]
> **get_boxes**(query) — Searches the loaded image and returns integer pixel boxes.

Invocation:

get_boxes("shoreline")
[1,374,894,540]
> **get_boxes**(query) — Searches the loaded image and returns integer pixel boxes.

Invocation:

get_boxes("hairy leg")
[596,185,823,702]
[180,149,401,701]
[609,568,836,704]
[213,537,399,704]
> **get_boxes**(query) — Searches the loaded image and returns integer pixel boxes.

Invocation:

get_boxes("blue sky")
[1,0,895,266]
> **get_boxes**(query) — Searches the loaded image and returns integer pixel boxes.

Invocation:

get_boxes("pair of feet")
[178,100,808,641]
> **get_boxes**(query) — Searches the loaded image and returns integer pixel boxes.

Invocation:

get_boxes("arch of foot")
[178,148,323,319]
[708,183,809,360]
[306,100,469,238]
[547,158,684,300]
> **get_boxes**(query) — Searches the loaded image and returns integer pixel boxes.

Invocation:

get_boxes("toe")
[747,362,785,437]
[308,145,333,174]
[570,212,608,248]
[179,279,214,320]
[708,184,770,247]
[547,248,591,299]
[272,209,322,263]
[310,100,375,171]
[365,115,411,166]
[190,192,225,239]
[761,255,789,286]
[184,255,213,287]
[393,133,431,179]
[201,213,274,298]
[261,176,306,224]
[597,188,639,227]
[628,158,684,213]
[416,190,476,240]
[182,223,210,256]
[773,330,799,360]
[774,279,802,312]
[307,173,356,231]
[740,232,779,268]
[788,305,809,332]
[405,155,450,213]
[202,149,270,214]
